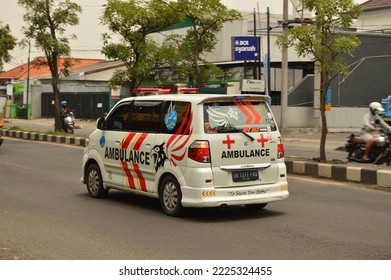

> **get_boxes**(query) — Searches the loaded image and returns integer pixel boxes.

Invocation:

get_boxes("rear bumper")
[180,181,289,208]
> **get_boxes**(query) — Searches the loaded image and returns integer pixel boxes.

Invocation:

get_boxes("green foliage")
[18,0,82,131]
[18,0,82,64]
[276,0,362,160]
[102,0,241,90]
[168,0,242,88]
[101,0,184,89]
[0,23,17,70]
[277,0,361,77]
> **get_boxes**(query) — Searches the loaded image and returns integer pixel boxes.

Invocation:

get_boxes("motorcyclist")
[360,102,391,162]
[60,101,70,130]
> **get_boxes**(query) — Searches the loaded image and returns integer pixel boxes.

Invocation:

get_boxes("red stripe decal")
[235,101,254,126]
[243,101,262,124]
[134,133,147,150]
[167,107,191,147]
[133,164,147,192]
[121,162,136,189]
[122,132,136,149]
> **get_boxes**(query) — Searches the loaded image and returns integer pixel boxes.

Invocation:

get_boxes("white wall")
[272,106,366,131]
[355,8,391,33]
[0,96,6,114]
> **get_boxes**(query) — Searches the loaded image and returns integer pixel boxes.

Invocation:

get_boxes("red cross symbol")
[223,135,235,149]
[257,134,269,148]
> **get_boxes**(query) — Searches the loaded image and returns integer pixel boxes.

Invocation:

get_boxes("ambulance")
[81,94,288,216]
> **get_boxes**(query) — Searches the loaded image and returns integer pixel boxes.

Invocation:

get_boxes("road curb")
[2,128,390,188]
[1,129,88,148]
[285,159,391,188]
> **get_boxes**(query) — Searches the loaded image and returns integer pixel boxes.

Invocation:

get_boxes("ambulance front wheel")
[159,175,184,217]
[86,163,108,198]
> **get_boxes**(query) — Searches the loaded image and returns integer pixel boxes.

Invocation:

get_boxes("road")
[0,138,390,260]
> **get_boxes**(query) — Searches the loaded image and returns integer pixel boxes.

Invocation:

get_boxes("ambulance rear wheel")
[159,176,183,217]
[86,163,108,198]
[245,203,267,210]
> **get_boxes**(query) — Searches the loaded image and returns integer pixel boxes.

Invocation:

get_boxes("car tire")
[348,146,363,161]
[245,203,268,210]
[159,176,184,217]
[86,163,108,198]
[67,126,74,134]
[386,149,391,166]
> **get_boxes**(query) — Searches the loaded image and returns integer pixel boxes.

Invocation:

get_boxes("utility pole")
[26,40,31,120]
[266,7,271,97]
[280,0,289,131]
[253,9,259,79]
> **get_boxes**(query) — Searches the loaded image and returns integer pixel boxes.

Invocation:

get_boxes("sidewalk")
[1,117,391,189]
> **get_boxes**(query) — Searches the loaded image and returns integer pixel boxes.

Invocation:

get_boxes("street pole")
[26,40,31,120]
[280,0,289,132]
[253,9,259,79]
[266,7,271,97]
[313,63,321,129]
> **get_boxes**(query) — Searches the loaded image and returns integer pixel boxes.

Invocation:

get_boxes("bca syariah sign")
[232,36,259,61]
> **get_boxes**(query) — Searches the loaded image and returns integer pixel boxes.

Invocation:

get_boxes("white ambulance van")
[81,94,288,216]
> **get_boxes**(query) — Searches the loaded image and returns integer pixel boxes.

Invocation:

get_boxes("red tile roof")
[362,0,391,10]
[0,57,104,81]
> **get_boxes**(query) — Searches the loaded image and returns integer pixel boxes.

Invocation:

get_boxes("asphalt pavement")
[1,117,390,189]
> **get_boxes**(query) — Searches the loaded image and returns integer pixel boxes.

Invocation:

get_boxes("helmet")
[60,101,67,107]
[369,102,384,115]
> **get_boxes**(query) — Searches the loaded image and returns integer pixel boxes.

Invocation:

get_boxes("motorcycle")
[345,131,391,165]
[63,111,75,134]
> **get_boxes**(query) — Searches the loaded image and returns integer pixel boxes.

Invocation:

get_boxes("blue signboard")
[232,36,259,61]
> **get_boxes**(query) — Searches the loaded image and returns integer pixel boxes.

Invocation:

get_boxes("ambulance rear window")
[203,100,277,134]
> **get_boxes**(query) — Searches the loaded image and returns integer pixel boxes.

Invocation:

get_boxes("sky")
[1,0,367,71]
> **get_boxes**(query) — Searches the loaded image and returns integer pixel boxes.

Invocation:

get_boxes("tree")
[0,23,17,71]
[101,0,183,92]
[18,0,82,131]
[277,0,361,161]
[161,0,241,89]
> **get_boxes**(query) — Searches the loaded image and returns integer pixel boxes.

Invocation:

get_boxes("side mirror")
[97,117,106,130]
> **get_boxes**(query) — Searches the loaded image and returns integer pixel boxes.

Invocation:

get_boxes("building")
[1,0,390,130]
[0,58,110,119]
[356,0,391,33]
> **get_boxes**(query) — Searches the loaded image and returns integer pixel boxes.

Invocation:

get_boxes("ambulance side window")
[106,104,131,131]
[129,101,162,132]
[161,101,191,135]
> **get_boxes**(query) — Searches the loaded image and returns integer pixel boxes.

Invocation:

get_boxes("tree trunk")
[319,73,329,161]
[194,57,203,89]
[53,80,62,132]
[319,96,327,161]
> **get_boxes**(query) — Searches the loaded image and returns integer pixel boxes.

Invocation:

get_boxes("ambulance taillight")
[188,140,210,163]
[277,137,284,159]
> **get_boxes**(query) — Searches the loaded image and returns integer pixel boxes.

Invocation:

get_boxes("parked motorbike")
[346,131,391,165]
[63,111,75,134]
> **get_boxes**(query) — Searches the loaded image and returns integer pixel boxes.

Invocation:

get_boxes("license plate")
[232,170,259,182]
